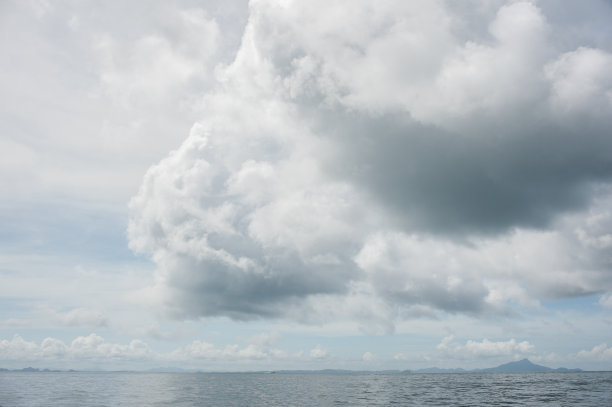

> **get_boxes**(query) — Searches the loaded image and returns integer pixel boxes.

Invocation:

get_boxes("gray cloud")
[51,308,109,328]
[321,111,612,236]
[129,0,612,324]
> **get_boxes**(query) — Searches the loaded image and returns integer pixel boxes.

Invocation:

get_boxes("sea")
[1,371,611,406]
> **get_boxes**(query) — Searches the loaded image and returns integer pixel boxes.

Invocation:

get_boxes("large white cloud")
[128,0,612,325]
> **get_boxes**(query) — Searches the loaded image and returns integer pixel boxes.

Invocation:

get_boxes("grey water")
[1,371,611,406]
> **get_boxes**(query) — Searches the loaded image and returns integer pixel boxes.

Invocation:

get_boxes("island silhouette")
[1,359,583,373]
[409,358,582,373]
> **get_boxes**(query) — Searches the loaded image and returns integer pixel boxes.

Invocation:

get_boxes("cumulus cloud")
[436,335,535,358]
[128,0,612,325]
[0,334,153,362]
[171,339,286,361]
[70,334,153,361]
[169,331,292,362]
[576,343,612,361]
[545,47,612,116]
[0,333,328,367]
[309,345,329,360]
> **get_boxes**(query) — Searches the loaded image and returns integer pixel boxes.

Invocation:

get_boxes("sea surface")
[1,371,611,406]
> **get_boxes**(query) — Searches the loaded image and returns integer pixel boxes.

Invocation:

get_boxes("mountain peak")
[475,358,581,373]
[478,358,549,372]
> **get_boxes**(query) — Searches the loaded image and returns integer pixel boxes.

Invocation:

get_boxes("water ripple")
[1,371,611,406]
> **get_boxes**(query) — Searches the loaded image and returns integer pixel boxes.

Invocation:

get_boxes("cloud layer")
[128,0,612,325]
[0,333,326,369]
[2,332,608,370]
[436,335,535,358]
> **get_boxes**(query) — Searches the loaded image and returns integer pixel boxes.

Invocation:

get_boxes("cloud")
[0,334,153,362]
[393,353,409,361]
[545,47,612,116]
[171,339,285,361]
[436,335,535,358]
[167,332,327,364]
[136,324,194,341]
[599,294,612,308]
[0,0,245,209]
[92,7,220,111]
[362,351,375,362]
[128,0,612,324]
[355,233,490,315]
[2,319,29,328]
[69,334,153,361]
[576,343,612,361]
[309,345,329,360]
[1,334,606,370]
[0,333,328,367]
[52,308,109,328]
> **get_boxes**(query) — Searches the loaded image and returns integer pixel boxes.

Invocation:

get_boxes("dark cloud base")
[320,111,612,237]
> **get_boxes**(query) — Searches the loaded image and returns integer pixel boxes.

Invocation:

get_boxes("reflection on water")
[1,371,611,406]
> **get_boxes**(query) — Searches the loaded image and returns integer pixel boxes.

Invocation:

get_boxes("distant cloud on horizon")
[1,331,608,370]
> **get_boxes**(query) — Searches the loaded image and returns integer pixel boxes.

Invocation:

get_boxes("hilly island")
[1,359,584,374]
[410,359,582,374]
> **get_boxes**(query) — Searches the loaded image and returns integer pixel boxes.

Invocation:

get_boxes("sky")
[1,0,612,372]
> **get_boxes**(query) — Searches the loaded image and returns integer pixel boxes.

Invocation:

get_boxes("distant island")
[0,367,77,373]
[268,359,582,374]
[410,359,582,373]
[0,359,583,374]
